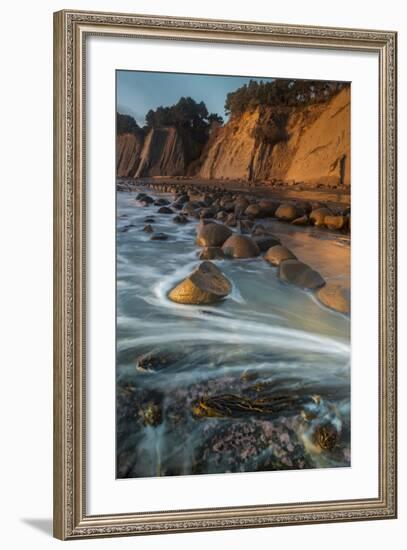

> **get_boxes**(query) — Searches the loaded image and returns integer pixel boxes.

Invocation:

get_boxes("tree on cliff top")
[116,113,140,135]
[145,97,223,130]
[225,79,348,116]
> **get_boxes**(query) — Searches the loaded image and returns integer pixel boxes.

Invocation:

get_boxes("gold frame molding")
[53,9,397,540]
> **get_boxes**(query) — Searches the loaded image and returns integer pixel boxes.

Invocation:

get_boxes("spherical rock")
[275,203,298,222]
[222,235,260,259]
[216,210,228,222]
[253,235,281,252]
[278,259,325,289]
[264,245,297,266]
[154,198,170,206]
[258,199,279,216]
[324,215,346,231]
[157,206,174,214]
[317,283,350,314]
[234,197,250,216]
[173,214,189,224]
[244,203,262,218]
[200,207,216,219]
[196,223,232,247]
[168,261,231,305]
[225,213,238,227]
[199,247,225,260]
[310,207,331,226]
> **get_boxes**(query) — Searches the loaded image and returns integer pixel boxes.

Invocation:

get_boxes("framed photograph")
[53,9,397,540]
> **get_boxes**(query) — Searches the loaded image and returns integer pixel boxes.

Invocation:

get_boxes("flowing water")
[116,188,351,478]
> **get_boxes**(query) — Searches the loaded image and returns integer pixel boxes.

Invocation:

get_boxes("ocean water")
[116,189,351,478]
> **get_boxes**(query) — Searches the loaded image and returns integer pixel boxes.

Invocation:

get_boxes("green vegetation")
[225,79,348,116]
[145,97,223,130]
[116,113,140,135]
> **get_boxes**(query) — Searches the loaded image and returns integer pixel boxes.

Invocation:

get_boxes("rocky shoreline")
[117,177,350,315]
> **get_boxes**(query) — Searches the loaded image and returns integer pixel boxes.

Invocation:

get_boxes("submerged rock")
[157,206,174,214]
[173,214,189,224]
[196,223,232,247]
[154,198,170,206]
[168,261,231,304]
[279,259,325,289]
[137,193,154,204]
[142,224,154,233]
[222,235,260,258]
[136,350,180,372]
[317,283,350,314]
[264,245,297,266]
[150,232,169,241]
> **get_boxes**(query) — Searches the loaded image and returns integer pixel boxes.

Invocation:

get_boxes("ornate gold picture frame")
[53,9,397,540]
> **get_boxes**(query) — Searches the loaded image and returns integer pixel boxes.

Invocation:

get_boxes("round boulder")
[154,198,170,206]
[253,235,281,252]
[317,283,350,314]
[244,203,262,218]
[196,223,232,247]
[234,197,250,216]
[168,261,231,305]
[278,259,325,289]
[199,247,225,260]
[310,207,331,226]
[216,210,228,222]
[200,207,216,219]
[264,245,297,266]
[258,199,279,216]
[324,215,346,231]
[225,213,238,227]
[275,203,298,222]
[157,206,174,214]
[173,214,189,224]
[222,235,260,258]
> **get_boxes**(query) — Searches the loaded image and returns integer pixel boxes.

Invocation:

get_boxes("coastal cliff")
[195,87,350,187]
[116,86,350,187]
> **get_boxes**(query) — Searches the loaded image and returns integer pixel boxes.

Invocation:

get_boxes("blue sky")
[117,70,274,126]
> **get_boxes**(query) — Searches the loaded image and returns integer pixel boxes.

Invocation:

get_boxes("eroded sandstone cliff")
[116,132,144,177]
[116,87,350,187]
[195,87,350,187]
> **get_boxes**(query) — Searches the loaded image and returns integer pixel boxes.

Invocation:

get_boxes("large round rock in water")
[317,283,350,314]
[168,261,231,304]
[309,207,332,226]
[275,203,298,222]
[279,259,325,289]
[222,235,260,258]
[264,245,297,266]
[196,223,232,247]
